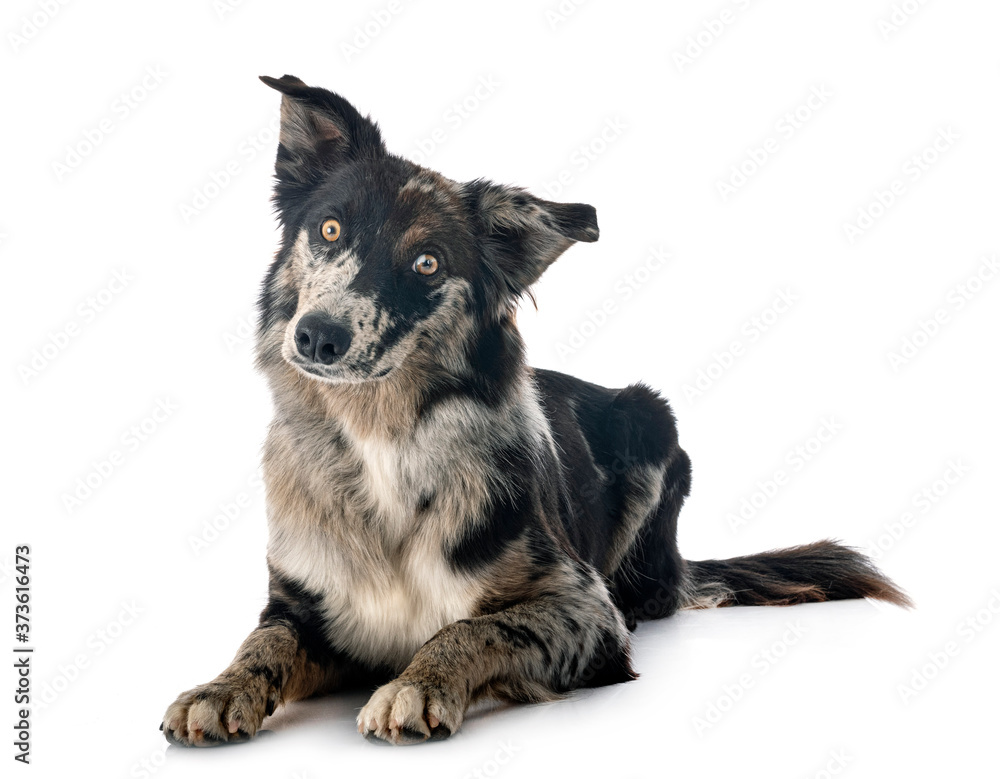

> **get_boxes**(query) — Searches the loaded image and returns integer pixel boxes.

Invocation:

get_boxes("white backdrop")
[3,1,998,777]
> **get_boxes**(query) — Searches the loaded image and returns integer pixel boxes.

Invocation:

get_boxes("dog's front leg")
[161,563,369,748]
[358,565,632,745]
[161,617,344,746]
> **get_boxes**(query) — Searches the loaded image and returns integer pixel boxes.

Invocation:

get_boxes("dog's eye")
[320,218,341,242]
[412,253,439,276]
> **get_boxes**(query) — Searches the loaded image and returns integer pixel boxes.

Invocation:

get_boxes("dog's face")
[274,155,480,384]
[258,75,599,385]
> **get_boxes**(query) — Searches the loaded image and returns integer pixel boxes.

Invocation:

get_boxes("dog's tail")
[681,539,912,609]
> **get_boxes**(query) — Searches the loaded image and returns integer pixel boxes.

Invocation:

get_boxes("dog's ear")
[259,74,386,185]
[465,181,599,294]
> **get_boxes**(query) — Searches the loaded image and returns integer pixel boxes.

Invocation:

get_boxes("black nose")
[294,312,352,364]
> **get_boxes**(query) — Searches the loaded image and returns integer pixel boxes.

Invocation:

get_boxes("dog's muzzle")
[294,311,353,364]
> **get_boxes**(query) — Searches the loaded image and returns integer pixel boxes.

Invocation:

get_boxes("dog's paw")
[161,674,275,747]
[357,677,464,745]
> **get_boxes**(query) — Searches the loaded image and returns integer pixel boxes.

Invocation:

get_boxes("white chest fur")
[263,405,492,671]
[269,517,480,671]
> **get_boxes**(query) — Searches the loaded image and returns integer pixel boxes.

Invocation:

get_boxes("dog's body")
[162,76,910,747]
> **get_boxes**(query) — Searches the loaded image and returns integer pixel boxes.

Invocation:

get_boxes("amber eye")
[320,218,341,242]
[412,253,439,276]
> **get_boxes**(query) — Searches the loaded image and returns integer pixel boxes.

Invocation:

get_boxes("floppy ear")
[465,180,599,294]
[259,74,386,186]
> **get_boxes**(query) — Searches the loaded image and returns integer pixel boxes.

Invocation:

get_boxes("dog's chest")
[264,415,487,671]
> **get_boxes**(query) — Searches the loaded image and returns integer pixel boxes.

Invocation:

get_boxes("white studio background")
[2,1,998,777]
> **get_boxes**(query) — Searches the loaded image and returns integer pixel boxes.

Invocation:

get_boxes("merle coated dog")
[161,75,910,747]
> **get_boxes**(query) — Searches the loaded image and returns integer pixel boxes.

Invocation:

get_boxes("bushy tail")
[682,539,912,609]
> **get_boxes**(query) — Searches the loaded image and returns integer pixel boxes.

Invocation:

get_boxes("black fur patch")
[260,567,339,665]
[447,444,537,573]
[576,629,639,689]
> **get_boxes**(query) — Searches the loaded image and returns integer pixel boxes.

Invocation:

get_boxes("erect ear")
[259,74,386,185]
[464,180,599,293]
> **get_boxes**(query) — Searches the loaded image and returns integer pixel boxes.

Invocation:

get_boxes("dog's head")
[257,75,598,385]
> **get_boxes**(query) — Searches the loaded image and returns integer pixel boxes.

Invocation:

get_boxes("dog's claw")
[357,678,463,745]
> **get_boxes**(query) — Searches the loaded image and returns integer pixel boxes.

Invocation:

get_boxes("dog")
[161,75,910,747]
